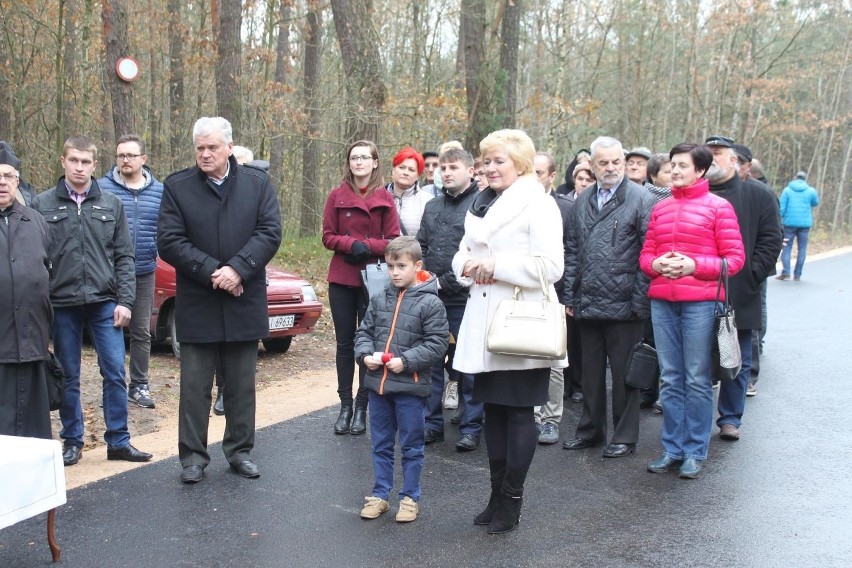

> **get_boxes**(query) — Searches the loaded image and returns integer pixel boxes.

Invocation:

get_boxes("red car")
[151,258,323,358]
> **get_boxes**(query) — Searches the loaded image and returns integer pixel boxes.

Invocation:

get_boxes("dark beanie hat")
[0,141,21,170]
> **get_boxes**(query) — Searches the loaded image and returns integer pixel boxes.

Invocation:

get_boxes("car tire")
[168,308,181,360]
[262,336,292,354]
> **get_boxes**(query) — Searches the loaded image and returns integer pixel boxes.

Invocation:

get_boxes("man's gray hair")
[192,117,233,144]
[590,136,624,159]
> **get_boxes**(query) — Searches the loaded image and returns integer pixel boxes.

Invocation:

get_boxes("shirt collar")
[208,161,231,185]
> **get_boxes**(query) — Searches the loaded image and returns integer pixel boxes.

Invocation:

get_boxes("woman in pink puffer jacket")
[639,143,745,480]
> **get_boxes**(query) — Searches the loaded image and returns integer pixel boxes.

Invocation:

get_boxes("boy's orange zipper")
[379,289,406,394]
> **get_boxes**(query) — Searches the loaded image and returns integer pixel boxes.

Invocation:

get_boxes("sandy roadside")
[63,368,339,490]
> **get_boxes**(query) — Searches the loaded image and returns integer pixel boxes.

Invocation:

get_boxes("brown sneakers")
[395,496,418,523]
[360,496,389,519]
[720,424,741,440]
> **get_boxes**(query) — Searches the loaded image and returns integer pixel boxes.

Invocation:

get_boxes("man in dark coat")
[0,149,53,439]
[562,136,655,458]
[417,148,484,451]
[705,135,782,441]
[31,136,151,466]
[158,116,282,484]
[532,151,574,445]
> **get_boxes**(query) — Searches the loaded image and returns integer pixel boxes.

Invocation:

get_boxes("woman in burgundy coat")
[639,143,745,480]
[322,140,400,435]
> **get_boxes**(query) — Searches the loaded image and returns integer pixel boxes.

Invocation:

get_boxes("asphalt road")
[2,251,850,567]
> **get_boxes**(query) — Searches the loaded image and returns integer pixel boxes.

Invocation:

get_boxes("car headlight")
[301,285,318,302]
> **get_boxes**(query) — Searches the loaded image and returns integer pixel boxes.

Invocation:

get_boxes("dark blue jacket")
[416,181,479,306]
[98,166,164,275]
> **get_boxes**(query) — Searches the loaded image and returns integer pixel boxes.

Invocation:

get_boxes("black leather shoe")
[648,455,682,473]
[569,392,584,404]
[602,443,635,458]
[180,465,204,484]
[107,444,153,462]
[424,429,445,444]
[62,444,82,466]
[350,405,367,435]
[561,437,598,450]
[456,433,480,452]
[679,458,702,479]
[230,459,260,478]
[213,389,225,416]
[334,403,354,434]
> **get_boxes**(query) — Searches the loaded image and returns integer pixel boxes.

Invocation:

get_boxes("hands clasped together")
[652,251,696,280]
[463,257,496,285]
[212,265,244,297]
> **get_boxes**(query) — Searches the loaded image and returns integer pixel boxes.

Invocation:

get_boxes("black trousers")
[565,315,583,395]
[574,319,644,445]
[328,283,369,406]
[178,341,258,467]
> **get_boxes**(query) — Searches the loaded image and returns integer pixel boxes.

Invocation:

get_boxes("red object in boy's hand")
[381,352,394,364]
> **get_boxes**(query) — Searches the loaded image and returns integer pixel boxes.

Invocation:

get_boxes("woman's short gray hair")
[192,117,233,144]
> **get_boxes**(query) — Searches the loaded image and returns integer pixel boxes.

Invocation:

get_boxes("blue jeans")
[368,390,426,502]
[652,300,716,461]
[425,305,483,436]
[53,301,130,449]
[780,226,810,278]
[717,328,754,429]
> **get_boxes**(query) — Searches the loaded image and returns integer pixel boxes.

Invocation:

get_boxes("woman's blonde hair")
[479,129,536,176]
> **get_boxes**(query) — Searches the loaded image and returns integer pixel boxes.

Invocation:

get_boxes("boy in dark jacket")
[354,236,448,523]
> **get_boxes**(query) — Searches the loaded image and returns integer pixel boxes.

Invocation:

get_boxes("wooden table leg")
[47,508,61,562]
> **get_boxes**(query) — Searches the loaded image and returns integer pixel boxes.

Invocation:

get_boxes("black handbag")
[45,351,66,411]
[712,259,742,381]
[360,260,390,302]
[625,341,659,390]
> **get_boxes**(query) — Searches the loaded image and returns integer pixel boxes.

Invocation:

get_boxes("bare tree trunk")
[831,130,852,233]
[168,0,186,171]
[215,0,242,133]
[54,0,67,160]
[498,0,521,128]
[300,3,322,237]
[148,24,161,164]
[0,16,9,141]
[101,0,135,138]
[454,6,466,91]
[62,0,77,139]
[268,0,291,189]
[329,0,387,144]
[461,0,489,152]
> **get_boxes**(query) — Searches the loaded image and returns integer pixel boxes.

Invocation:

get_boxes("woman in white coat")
[452,129,564,534]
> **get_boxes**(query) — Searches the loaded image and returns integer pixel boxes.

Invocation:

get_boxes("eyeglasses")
[349,155,374,163]
[0,172,18,182]
[116,154,142,161]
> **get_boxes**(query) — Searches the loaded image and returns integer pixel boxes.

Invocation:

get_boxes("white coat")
[451,174,565,374]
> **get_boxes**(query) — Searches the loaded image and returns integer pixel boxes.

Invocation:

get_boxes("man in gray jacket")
[562,136,654,458]
[31,136,152,466]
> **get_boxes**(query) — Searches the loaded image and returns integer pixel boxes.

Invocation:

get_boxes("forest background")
[1,0,850,238]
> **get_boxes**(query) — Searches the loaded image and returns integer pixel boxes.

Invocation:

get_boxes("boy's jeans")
[369,390,426,501]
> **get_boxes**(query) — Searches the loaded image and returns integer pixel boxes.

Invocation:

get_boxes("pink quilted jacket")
[639,178,745,302]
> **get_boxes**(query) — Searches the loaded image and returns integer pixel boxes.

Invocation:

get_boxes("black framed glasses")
[116,154,142,161]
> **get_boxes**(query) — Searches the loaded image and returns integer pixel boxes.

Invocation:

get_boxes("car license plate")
[269,315,295,330]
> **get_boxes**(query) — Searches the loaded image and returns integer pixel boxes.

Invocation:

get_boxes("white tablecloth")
[0,435,67,530]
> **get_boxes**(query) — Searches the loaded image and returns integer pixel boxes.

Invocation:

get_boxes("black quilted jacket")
[563,176,654,321]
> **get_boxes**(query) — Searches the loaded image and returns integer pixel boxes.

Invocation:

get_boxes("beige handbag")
[486,258,567,360]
